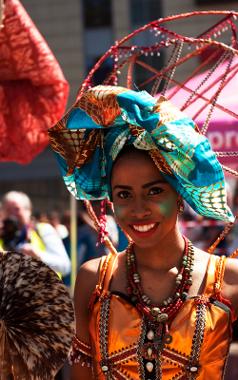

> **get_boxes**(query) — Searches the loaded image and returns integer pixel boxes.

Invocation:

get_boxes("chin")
[129,235,161,249]
[129,228,175,249]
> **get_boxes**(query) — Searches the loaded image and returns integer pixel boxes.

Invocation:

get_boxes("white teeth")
[132,223,156,232]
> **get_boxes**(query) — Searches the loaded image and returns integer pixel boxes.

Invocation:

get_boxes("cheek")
[113,204,127,221]
[157,198,177,217]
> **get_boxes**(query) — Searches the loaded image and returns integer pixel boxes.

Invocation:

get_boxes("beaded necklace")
[126,237,194,347]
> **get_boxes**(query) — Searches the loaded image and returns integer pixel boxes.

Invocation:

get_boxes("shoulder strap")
[203,254,237,321]
[88,253,118,309]
[97,254,112,291]
[204,254,227,297]
[98,253,118,292]
[214,255,227,297]
[203,254,218,297]
[213,255,237,321]
[203,254,229,298]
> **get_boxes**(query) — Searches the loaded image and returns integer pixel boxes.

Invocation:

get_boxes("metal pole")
[70,194,77,295]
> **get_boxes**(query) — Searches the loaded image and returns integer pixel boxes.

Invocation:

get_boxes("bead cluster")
[127,237,194,378]
[126,237,194,324]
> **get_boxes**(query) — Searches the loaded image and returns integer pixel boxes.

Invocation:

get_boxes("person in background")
[47,210,69,240]
[0,191,71,277]
[61,205,109,288]
[62,202,118,270]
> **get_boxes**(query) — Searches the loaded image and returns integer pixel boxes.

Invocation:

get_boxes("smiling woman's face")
[111,149,180,249]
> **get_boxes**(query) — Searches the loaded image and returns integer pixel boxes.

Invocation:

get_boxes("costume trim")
[96,296,209,379]
[69,335,92,367]
[186,298,207,378]
[213,255,237,322]
[99,294,111,377]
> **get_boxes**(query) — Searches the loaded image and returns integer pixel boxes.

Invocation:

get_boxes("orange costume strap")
[213,255,237,322]
[214,255,226,296]
[88,253,118,310]
[69,254,118,366]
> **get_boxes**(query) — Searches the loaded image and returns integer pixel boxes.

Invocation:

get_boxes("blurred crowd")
[0,191,128,285]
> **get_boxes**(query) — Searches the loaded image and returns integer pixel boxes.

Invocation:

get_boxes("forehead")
[4,197,30,210]
[111,149,165,184]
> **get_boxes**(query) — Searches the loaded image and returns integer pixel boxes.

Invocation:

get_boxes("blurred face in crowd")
[2,195,32,227]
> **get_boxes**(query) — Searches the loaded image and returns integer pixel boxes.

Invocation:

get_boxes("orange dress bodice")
[88,253,235,380]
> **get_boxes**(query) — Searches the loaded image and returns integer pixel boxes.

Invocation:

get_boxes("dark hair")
[113,145,150,167]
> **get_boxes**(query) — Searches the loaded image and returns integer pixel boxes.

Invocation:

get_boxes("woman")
[49,85,238,379]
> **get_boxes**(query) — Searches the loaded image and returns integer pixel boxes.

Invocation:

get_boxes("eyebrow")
[112,180,167,191]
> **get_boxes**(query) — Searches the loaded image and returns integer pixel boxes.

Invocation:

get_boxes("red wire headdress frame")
[79,11,238,254]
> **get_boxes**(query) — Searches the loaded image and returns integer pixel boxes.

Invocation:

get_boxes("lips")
[130,222,159,237]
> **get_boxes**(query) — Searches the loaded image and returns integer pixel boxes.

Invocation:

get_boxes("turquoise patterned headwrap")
[48,85,234,223]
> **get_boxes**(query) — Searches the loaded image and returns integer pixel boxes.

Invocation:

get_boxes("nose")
[130,198,152,219]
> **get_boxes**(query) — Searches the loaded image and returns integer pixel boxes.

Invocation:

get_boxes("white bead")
[101,365,109,372]
[190,366,198,373]
[146,330,155,340]
[146,361,154,372]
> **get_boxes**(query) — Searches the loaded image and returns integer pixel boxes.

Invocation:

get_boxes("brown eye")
[148,187,163,195]
[117,190,131,199]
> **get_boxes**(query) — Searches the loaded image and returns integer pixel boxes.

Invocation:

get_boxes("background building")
[0,0,237,211]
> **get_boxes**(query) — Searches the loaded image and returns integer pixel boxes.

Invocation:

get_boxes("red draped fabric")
[0,0,69,163]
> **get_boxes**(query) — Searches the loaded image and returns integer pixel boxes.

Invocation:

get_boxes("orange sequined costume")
[83,252,236,380]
